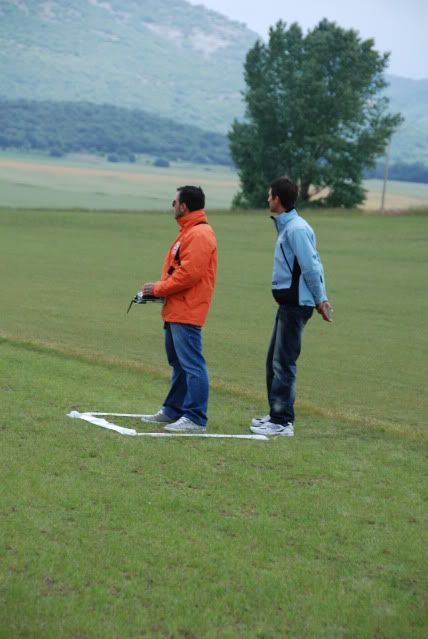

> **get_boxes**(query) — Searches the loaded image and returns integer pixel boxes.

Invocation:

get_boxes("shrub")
[153,158,170,168]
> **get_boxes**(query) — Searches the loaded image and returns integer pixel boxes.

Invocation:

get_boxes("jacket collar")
[177,209,207,230]
[271,208,298,232]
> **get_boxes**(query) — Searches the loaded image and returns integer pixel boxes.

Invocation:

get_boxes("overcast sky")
[187,0,428,80]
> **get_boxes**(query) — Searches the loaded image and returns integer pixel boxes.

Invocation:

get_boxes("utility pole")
[380,139,391,214]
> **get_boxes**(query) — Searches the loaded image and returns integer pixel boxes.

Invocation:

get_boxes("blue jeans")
[162,322,209,427]
[266,305,313,425]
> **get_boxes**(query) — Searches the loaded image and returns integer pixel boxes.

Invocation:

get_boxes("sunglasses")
[172,200,177,207]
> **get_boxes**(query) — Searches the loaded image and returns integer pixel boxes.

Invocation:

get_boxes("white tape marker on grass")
[67,411,268,441]
[68,411,138,436]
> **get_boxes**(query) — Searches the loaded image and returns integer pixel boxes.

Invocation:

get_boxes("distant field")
[0,152,238,210]
[363,179,428,210]
[1,151,428,211]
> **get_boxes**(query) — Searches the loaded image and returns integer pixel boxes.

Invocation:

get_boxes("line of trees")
[0,94,425,186]
[364,162,428,184]
[0,98,233,166]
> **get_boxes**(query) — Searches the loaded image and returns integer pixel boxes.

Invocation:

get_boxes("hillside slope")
[1,0,427,164]
[386,75,428,164]
[0,0,256,132]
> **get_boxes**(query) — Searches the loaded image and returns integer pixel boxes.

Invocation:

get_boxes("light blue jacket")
[271,209,327,307]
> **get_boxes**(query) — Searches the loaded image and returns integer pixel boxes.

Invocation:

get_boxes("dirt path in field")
[0,158,237,188]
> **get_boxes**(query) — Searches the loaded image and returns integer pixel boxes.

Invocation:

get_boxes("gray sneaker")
[250,421,294,437]
[140,408,174,423]
[251,414,271,427]
[164,416,206,433]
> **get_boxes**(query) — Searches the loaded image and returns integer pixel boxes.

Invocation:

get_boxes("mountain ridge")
[1,0,427,164]
[0,0,257,132]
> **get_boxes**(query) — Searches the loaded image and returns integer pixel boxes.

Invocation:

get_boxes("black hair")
[177,186,205,211]
[270,176,298,211]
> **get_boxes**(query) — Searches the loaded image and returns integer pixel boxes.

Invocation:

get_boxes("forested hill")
[385,76,428,166]
[1,0,427,165]
[0,98,232,165]
[0,0,257,133]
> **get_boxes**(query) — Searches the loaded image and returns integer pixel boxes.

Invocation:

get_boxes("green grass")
[1,207,427,637]
[0,207,427,433]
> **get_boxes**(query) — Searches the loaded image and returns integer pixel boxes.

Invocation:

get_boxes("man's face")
[267,189,281,213]
[172,191,185,219]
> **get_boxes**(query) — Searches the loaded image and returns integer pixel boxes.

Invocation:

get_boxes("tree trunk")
[300,180,311,201]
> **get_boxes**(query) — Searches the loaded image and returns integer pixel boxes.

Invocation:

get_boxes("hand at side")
[316,300,333,322]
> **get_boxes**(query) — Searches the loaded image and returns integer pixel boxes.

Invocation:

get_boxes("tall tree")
[229,20,403,208]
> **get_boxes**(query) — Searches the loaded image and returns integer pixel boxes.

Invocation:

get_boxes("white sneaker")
[250,421,294,436]
[140,408,174,423]
[164,417,206,433]
[251,414,271,427]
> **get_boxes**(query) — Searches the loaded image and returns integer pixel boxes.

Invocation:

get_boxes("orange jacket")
[153,209,217,326]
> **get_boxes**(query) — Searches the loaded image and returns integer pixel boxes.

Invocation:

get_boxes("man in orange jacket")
[140,186,217,432]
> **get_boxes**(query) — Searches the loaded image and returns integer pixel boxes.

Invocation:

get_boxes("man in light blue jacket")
[250,176,332,437]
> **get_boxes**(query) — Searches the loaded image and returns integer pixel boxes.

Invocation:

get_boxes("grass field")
[0,152,238,211]
[1,206,427,637]
[1,151,428,211]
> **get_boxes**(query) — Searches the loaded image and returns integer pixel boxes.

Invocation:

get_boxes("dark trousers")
[266,304,313,425]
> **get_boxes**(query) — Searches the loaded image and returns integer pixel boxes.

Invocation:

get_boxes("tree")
[229,20,403,208]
